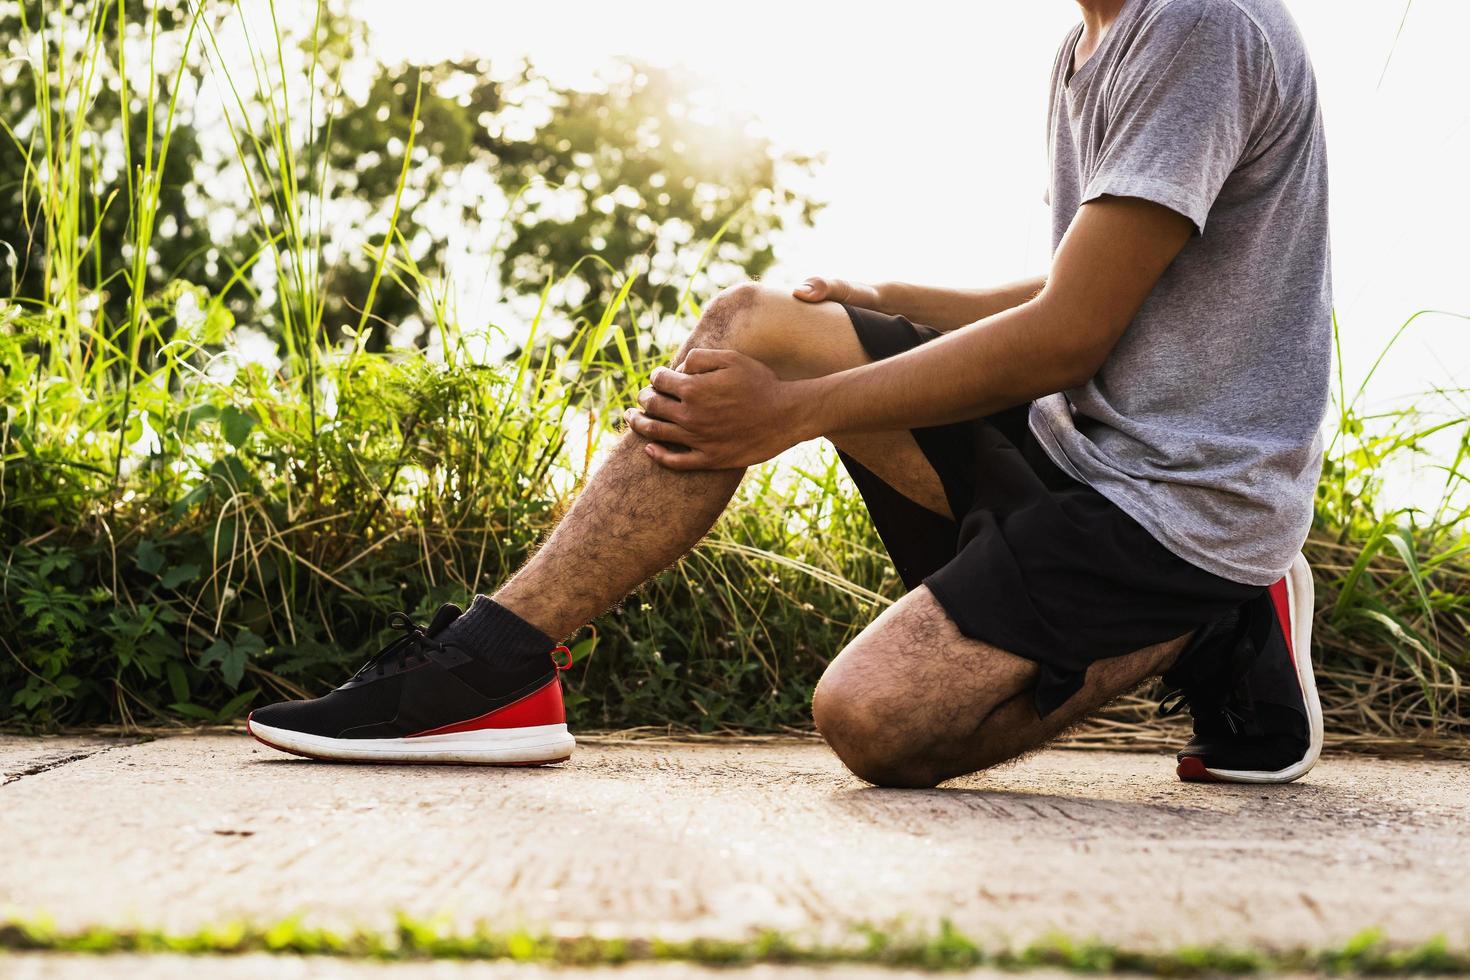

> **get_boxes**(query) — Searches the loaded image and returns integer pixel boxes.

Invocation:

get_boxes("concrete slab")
[1,736,1466,951]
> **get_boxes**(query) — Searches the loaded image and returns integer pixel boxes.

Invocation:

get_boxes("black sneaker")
[247,604,575,765]
[1161,553,1323,783]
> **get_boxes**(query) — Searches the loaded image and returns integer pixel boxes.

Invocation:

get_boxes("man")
[248,0,1330,787]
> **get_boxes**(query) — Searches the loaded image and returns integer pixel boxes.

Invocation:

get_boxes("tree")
[484,62,820,334]
[0,1,819,360]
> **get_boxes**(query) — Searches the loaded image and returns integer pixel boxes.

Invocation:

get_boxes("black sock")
[439,595,554,668]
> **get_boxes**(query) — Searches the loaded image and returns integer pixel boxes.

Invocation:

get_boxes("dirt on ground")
[2,734,1467,955]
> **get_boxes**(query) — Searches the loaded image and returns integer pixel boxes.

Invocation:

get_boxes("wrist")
[786,375,836,443]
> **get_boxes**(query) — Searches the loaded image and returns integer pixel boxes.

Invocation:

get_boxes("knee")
[812,670,949,789]
[688,280,779,354]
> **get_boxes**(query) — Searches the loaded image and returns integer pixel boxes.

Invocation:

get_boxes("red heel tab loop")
[551,645,573,671]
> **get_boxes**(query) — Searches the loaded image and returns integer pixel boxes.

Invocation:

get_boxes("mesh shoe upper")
[249,604,557,739]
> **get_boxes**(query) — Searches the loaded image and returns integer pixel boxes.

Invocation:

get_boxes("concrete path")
[2,734,1466,955]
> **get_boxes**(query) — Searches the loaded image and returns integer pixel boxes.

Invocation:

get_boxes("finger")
[680,347,735,374]
[644,441,715,471]
[624,409,692,444]
[649,366,692,398]
[793,277,828,302]
[636,386,685,421]
[798,276,850,303]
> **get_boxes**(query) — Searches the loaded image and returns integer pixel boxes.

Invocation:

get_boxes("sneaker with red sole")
[1161,552,1323,784]
[247,604,575,765]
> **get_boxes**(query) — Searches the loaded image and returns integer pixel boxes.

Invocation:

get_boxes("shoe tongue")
[427,603,464,637]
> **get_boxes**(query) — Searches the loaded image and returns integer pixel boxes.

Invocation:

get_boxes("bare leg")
[813,585,1187,788]
[493,282,950,639]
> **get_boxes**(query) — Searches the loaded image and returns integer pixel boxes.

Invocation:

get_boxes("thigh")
[813,585,1185,787]
[831,430,952,519]
[961,631,1186,774]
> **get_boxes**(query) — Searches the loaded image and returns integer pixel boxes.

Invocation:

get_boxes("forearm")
[873,275,1046,331]
[806,194,1197,435]
[638,199,1191,473]
[801,293,1096,437]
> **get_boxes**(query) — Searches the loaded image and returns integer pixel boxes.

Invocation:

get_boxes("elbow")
[1055,347,1107,391]
[1027,290,1116,392]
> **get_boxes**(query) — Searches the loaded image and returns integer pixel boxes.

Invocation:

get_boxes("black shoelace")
[1158,686,1248,735]
[352,611,446,679]
[1156,604,1266,737]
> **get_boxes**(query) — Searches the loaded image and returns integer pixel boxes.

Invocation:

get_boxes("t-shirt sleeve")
[1043,32,1074,209]
[1082,2,1275,233]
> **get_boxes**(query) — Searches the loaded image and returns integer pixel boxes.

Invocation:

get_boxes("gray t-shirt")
[1029,0,1332,586]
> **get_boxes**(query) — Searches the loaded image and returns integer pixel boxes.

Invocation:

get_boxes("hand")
[792,276,885,311]
[624,349,817,471]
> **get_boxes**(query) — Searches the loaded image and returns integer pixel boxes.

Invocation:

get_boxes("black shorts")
[837,304,1262,718]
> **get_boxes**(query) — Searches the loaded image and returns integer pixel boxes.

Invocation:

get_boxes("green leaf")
[166,663,191,704]
[159,563,201,589]
[569,635,598,664]
[201,638,230,666]
[170,702,216,721]
[1385,527,1438,641]
[200,630,262,690]
[202,302,235,344]
[1332,518,1388,620]
[135,540,165,575]
[210,456,252,492]
[233,630,266,658]
[211,517,238,565]
[177,404,218,434]
[219,648,247,689]
[37,549,75,577]
[170,482,211,517]
[214,689,257,721]
[219,406,256,449]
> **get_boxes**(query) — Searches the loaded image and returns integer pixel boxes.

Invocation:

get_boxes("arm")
[794,275,1047,332]
[629,196,1192,469]
[806,197,1189,433]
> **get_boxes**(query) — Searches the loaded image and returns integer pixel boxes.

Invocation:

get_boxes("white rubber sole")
[1196,552,1324,784]
[248,719,575,766]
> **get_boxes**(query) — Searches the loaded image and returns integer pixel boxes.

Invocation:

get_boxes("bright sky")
[361,0,1470,412]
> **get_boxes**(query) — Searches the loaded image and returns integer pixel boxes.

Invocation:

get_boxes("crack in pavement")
[2,740,140,787]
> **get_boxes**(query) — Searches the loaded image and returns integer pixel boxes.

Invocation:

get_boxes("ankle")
[442,596,555,666]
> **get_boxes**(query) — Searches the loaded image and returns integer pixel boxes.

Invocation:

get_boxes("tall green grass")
[1,1,1466,749]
